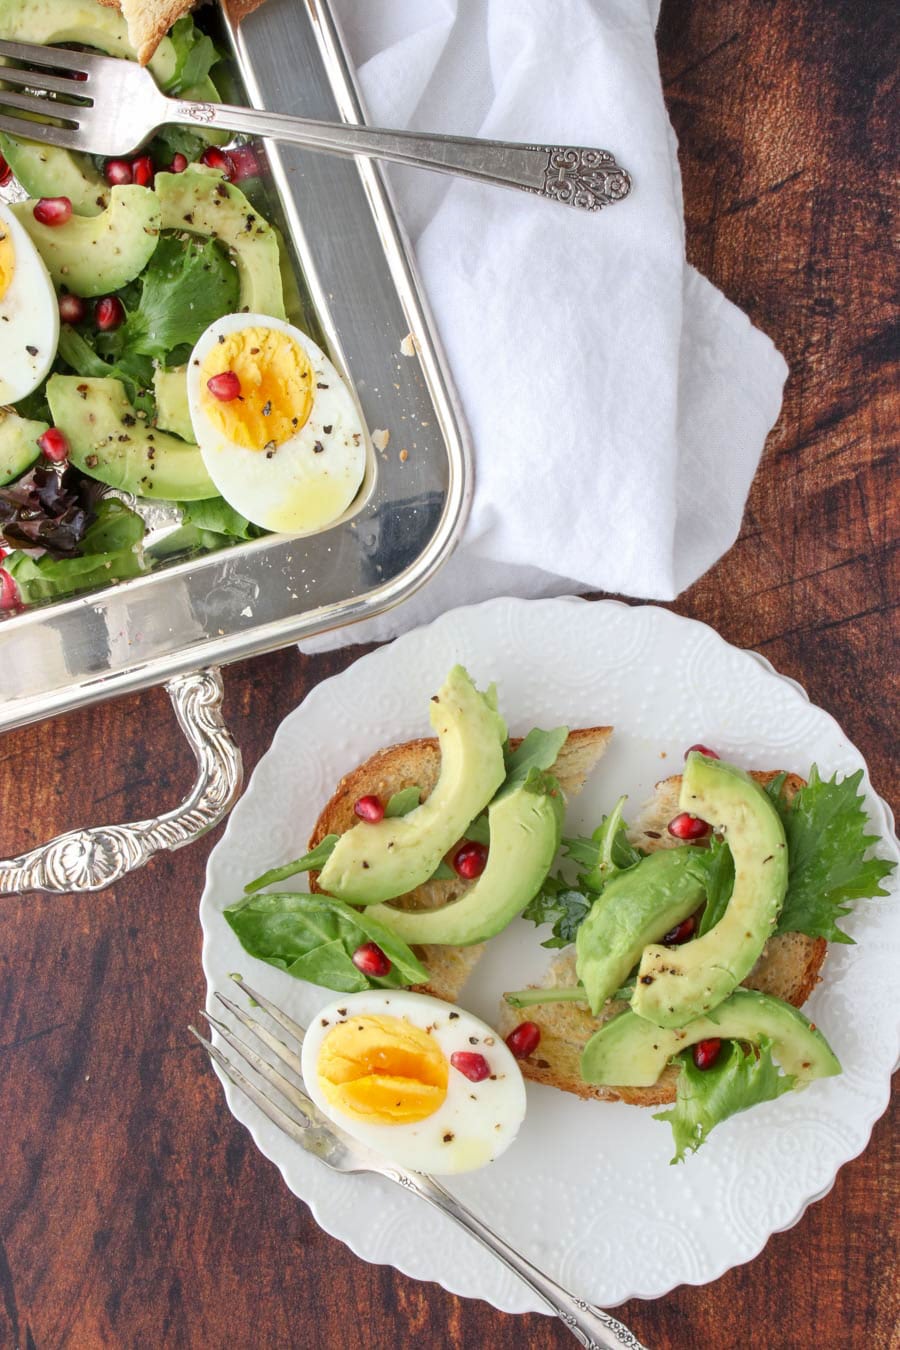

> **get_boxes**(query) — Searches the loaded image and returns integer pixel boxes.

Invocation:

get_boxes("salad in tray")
[0,0,368,612]
[218,664,895,1172]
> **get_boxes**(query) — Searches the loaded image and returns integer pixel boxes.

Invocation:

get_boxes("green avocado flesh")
[0,410,44,484]
[366,773,565,946]
[47,374,215,500]
[153,366,194,442]
[0,136,108,217]
[155,168,286,319]
[318,666,507,905]
[575,848,710,1015]
[581,988,841,1087]
[631,754,788,1028]
[12,186,160,297]
[0,0,177,81]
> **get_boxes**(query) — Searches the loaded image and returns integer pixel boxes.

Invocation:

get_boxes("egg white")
[0,202,60,404]
[300,990,527,1176]
[186,313,368,534]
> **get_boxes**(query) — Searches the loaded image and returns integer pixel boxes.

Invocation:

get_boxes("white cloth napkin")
[305,0,787,650]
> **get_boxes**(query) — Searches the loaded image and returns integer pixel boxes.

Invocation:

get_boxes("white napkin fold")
[306,0,787,650]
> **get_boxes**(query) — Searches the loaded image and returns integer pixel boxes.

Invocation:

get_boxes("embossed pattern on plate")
[200,597,900,1313]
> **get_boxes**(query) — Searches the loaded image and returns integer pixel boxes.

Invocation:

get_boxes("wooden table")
[2,1,896,1346]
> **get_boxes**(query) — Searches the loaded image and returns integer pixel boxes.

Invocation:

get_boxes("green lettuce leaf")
[118,235,240,364]
[769,767,895,942]
[654,1036,797,1163]
[223,890,429,992]
[695,836,736,937]
[180,498,261,540]
[5,498,145,603]
[565,796,644,893]
[522,876,593,949]
[498,726,568,797]
[166,15,224,95]
[57,325,154,412]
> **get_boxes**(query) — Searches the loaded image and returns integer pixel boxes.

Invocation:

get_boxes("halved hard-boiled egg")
[0,202,60,403]
[186,313,368,533]
[300,990,527,1175]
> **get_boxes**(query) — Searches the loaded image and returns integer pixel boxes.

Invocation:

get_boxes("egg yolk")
[317,1014,449,1126]
[0,227,15,303]
[199,326,314,451]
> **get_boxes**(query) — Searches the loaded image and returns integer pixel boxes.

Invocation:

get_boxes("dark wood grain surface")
[2,1,897,1346]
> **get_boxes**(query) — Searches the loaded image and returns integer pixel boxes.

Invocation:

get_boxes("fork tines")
[0,37,93,75]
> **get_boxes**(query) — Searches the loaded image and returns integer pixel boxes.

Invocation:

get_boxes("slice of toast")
[308,727,613,1002]
[99,0,197,65]
[497,770,828,1106]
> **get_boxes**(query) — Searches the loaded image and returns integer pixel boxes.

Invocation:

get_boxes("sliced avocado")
[155,168,286,319]
[153,366,193,442]
[581,988,841,1087]
[318,666,507,905]
[631,754,788,1029]
[0,409,45,484]
[0,0,178,83]
[46,374,215,500]
[575,849,710,1015]
[12,186,160,297]
[0,135,108,217]
[366,771,565,946]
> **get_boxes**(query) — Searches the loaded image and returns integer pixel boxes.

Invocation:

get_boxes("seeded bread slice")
[308,727,613,1003]
[497,770,828,1106]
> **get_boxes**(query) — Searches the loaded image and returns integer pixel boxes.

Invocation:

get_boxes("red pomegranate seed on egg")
[229,145,260,181]
[169,152,189,174]
[104,158,133,186]
[0,568,20,610]
[450,1051,491,1083]
[33,196,72,226]
[685,744,720,761]
[353,794,385,823]
[200,146,236,180]
[58,292,87,325]
[667,812,711,841]
[0,153,11,186]
[131,155,155,188]
[452,841,488,879]
[37,428,69,463]
[206,370,242,402]
[505,1021,541,1060]
[351,942,391,977]
[692,1038,722,1071]
[663,914,697,946]
[95,296,125,331]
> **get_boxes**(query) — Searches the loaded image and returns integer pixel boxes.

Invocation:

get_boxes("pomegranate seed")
[685,744,720,760]
[104,158,133,186]
[667,812,711,841]
[58,292,87,325]
[450,1051,491,1083]
[69,70,87,82]
[351,942,391,978]
[33,197,72,226]
[206,370,242,402]
[505,1021,541,1059]
[0,568,20,610]
[200,146,236,180]
[229,145,260,181]
[37,428,69,463]
[169,152,188,173]
[692,1038,722,1071]
[663,914,697,946]
[131,154,155,188]
[95,295,125,331]
[0,153,11,187]
[353,794,385,823]
[452,841,488,880]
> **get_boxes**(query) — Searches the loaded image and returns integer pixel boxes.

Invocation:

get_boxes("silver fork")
[189,975,648,1350]
[0,39,631,213]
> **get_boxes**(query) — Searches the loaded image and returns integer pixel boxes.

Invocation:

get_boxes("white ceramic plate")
[200,597,899,1311]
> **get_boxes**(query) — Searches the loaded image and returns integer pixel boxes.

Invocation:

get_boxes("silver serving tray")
[0,0,470,893]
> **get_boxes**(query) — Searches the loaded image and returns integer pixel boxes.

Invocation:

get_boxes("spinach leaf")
[224,890,429,992]
[244,835,339,895]
[180,498,261,540]
[385,786,421,817]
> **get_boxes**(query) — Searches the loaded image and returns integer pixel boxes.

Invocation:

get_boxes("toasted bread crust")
[103,0,198,64]
[307,727,613,1003]
[500,768,829,1106]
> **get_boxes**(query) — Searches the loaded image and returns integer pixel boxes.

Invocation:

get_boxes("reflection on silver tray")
[0,0,470,733]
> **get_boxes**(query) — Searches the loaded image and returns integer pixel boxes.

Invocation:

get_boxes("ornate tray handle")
[0,669,243,895]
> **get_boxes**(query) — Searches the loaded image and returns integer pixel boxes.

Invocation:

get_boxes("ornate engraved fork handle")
[0,668,243,895]
[389,1172,648,1348]
[174,100,632,211]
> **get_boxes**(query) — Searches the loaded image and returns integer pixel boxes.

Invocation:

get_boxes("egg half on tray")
[187,313,369,534]
[0,201,60,403]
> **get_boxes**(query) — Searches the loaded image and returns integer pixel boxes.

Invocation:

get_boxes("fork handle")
[168,98,631,212]
[389,1172,648,1349]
